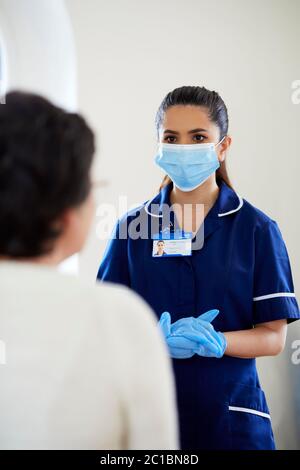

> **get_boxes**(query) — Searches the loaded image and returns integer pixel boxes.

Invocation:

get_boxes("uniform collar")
[144,181,243,218]
[217,181,244,217]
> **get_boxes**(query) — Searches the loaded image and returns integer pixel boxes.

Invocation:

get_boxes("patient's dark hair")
[0,91,95,258]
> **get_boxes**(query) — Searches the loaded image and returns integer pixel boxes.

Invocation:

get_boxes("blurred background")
[0,0,299,449]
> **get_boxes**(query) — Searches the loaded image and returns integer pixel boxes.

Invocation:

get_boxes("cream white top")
[0,262,178,450]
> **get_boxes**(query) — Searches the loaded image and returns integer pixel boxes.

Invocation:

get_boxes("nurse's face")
[157,241,164,254]
[159,105,229,163]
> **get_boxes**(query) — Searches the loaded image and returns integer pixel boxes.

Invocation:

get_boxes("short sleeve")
[253,220,300,324]
[96,219,131,288]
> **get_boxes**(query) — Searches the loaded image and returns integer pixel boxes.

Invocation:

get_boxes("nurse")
[97,86,300,450]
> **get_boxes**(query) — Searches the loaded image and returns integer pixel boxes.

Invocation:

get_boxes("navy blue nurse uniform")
[97,181,300,450]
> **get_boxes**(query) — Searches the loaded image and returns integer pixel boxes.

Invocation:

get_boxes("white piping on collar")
[144,197,163,218]
[144,192,244,218]
[218,194,244,217]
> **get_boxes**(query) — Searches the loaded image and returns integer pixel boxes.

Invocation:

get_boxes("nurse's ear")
[217,135,232,163]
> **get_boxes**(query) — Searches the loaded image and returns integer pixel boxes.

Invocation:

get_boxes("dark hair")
[0,91,95,258]
[155,86,232,189]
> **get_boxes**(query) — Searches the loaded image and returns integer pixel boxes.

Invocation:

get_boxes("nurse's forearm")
[223,320,287,358]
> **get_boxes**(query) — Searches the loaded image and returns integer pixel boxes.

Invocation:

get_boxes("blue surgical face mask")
[155,137,225,192]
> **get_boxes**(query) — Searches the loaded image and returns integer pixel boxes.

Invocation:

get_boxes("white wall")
[0,0,77,109]
[0,0,79,274]
[65,0,300,448]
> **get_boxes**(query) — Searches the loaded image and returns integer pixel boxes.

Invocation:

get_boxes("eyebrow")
[163,128,208,134]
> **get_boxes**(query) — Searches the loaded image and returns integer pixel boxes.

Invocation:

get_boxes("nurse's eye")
[193,134,205,142]
[164,135,177,143]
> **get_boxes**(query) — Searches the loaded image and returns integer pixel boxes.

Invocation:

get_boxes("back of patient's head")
[0,91,95,259]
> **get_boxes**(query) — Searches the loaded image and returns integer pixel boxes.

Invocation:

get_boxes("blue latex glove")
[173,309,227,358]
[158,310,226,359]
[158,312,199,358]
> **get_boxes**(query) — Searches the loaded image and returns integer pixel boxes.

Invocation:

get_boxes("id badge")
[152,228,192,258]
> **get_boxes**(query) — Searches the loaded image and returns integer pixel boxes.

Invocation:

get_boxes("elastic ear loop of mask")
[215,135,226,148]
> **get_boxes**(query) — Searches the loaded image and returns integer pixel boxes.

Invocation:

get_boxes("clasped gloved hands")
[158,309,227,359]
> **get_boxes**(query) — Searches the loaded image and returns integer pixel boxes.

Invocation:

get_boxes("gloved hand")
[158,310,227,359]
[158,312,200,358]
[173,309,227,358]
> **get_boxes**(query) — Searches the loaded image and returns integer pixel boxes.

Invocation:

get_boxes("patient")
[0,92,178,450]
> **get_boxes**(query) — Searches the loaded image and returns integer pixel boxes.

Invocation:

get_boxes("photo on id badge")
[152,234,192,258]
